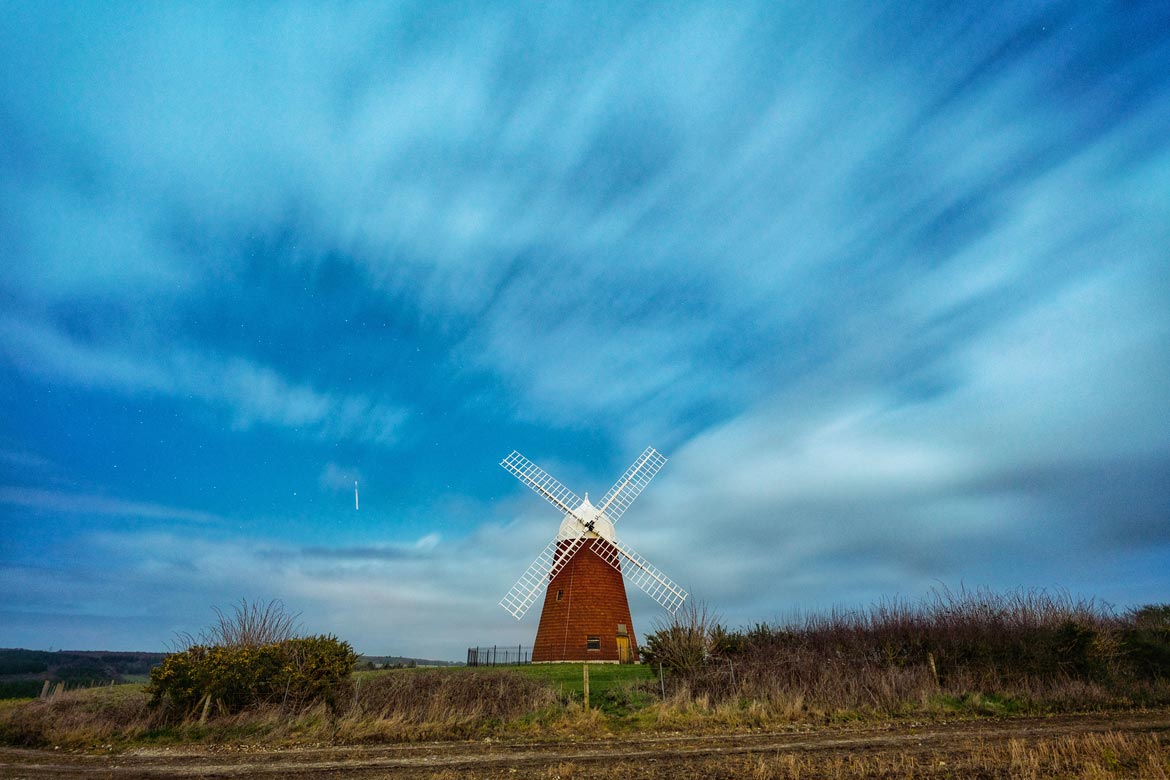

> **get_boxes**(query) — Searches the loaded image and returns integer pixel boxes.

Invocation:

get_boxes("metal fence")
[466,645,532,666]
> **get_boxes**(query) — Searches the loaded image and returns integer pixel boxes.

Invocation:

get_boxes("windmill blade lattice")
[597,447,668,524]
[498,532,589,620]
[500,451,583,519]
[589,537,688,615]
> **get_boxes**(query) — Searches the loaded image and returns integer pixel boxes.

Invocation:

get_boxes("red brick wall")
[531,539,639,662]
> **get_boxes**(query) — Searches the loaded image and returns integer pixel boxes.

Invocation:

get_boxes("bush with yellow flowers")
[147,635,356,717]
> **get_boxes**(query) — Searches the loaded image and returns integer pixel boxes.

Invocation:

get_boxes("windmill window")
[586,636,601,650]
[556,589,563,602]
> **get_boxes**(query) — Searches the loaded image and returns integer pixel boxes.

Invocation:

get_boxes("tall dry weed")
[745,731,1168,780]
[337,669,560,741]
[649,586,1170,717]
[0,686,158,747]
[173,598,300,651]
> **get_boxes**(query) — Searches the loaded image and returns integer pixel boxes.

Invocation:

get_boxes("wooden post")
[39,680,50,699]
[199,692,213,725]
[582,664,590,710]
[928,652,940,688]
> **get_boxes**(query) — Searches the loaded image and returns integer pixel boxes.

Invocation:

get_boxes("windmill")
[499,447,688,663]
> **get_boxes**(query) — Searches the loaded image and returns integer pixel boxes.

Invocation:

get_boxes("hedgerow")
[643,588,1170,714]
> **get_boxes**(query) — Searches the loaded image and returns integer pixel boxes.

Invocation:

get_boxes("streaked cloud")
[0,1,1166,655]
[0,487,224,525]
[0,316,407,445]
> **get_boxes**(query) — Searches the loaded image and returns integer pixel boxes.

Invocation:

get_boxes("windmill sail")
[498,446,688,631]
[500,451,583,519]
[596,447,668,524]
[589,537,688,615]
[499,532,589,620]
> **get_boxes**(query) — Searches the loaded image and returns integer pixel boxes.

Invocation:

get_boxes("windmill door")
[616,635,631,664]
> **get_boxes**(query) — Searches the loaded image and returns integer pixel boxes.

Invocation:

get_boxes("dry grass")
[0,684,158,747]
[172,598,300,651]
[547,761,578,778]
[743,731,1169,779]
[0,669,563,749]
[649,587,1170,720]
[336,668,563,742]
[2,680,1168,780]
[4,588,1168,751]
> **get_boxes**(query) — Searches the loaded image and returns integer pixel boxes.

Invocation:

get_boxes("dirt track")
[2,713,1168,779]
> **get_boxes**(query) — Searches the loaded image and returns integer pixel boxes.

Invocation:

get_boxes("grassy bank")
[3,589,1168,751]
[3,663,1169,751]
[642,589,1170,723]
[518,662,653,697]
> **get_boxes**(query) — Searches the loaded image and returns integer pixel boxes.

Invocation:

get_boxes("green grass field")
[352,663,659,717]
[356,662,656,698]
[512,662,656,696]
[510,663,659,716]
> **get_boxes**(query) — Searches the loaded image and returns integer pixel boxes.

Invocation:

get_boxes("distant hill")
[0,648,166,699]
[0,648,460,699]
[358,655,461,668]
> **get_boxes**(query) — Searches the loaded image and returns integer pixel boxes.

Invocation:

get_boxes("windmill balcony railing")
[466,645,533,667]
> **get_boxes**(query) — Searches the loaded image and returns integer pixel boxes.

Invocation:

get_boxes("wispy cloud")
[318,462,362,492]
[0,447,53,471]
[0,486,224,525]
[1,527,521,658]
[640,260,1170,621]
[0,316,407,446]
[295,534,442,562]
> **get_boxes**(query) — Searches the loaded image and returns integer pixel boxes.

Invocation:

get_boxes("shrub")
[1119,604,1170,680]
[147,635,356,717]
[640,600,721,677]
[147,599,355,719]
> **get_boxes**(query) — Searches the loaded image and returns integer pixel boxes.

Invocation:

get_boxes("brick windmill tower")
[498,447,688,663]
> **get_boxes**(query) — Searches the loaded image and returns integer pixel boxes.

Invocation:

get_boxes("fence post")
[659,664,665,699]
[583,663,589,710]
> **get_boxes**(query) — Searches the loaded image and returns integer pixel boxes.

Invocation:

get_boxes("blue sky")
[1,1,1168,659]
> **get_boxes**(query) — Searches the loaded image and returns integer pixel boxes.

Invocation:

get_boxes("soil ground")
[1,712,1168,779]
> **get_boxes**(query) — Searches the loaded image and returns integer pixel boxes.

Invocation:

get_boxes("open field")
[0,649,165,700]
[514,661,656,691]
[3,590,1167,777]
[1,711,1167,779]
[1,673,1169,778]
[354,662,654,699]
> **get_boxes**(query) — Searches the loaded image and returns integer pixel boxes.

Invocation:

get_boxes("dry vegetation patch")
[742,730,1170,780]
[641,588,1170,721]
[337,668,560,741]
[3,589,1169,753]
